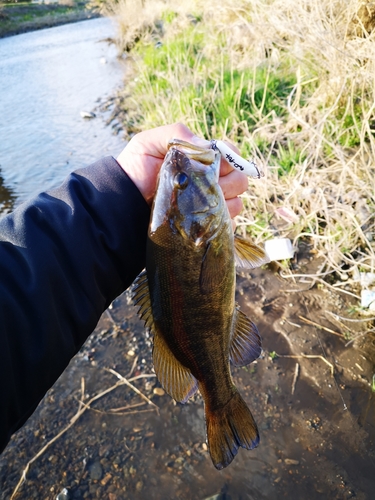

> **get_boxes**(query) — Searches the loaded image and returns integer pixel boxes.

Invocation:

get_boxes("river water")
[0,17,125,215]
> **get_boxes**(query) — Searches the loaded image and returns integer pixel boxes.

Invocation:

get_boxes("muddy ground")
[0,251,374,499]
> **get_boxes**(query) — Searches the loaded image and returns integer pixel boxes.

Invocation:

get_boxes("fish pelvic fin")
[230,305,262,367]
[206,391,259,470]
[234,235,270,269]
[153,332,198,404]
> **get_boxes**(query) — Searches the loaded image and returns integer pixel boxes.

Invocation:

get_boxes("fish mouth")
[168,139,216,165]
[191,203,218,215]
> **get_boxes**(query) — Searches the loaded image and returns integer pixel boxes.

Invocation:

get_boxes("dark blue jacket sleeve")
[0,156,150,453]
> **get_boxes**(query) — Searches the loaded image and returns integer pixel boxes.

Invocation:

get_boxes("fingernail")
[190,135,211,148]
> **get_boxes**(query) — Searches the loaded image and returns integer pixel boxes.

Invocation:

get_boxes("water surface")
[0,17,125,213]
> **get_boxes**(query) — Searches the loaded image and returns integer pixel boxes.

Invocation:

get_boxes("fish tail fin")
[206,391,259,470]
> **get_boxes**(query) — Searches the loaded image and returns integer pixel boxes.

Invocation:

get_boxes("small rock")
[136,481,143,492]
[100,473,112,486]
[129,465,137,476]
[145,381,154,391]
[89,461,103,481]
[284,458,299,465]
[56,488,70,500]
[153,387,165,396]
[80,111,96,119]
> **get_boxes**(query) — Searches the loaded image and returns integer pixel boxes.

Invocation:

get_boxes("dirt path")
[0,254,374,499]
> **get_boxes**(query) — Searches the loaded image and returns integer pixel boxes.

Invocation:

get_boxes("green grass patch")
[125,25,299,149]
[103,0,375,282]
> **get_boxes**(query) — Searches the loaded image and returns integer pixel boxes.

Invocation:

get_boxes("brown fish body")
[147,217,236,412]
[133,142,269,469]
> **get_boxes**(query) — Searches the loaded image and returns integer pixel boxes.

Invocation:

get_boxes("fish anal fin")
[234,235,269,269]
[153,332,198,404]
[206,392,259,470]
[230,306,262,367]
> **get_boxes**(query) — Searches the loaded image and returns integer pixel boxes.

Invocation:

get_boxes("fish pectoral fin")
[153,332,198,404]
[230,305,262,367]
[200,242,225,294]
[234,235,270,269]
[206,391,259,470]
[132,270,155,330]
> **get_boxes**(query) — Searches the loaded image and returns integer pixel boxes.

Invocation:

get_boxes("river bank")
[1,256,374,499]
[0,1,100,38]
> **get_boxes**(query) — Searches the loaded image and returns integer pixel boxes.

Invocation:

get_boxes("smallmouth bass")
[133,139,269,469]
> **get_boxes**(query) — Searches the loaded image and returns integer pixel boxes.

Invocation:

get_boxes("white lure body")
[211,140,263,179]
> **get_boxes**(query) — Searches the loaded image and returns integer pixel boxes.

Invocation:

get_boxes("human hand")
[116,123,248,218]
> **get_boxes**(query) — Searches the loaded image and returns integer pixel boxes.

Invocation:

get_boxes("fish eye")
[174,172,189,189]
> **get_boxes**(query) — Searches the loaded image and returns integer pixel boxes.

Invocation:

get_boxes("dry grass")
[96,0,375,284]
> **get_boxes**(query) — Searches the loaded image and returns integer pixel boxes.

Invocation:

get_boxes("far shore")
[0,2,101,39]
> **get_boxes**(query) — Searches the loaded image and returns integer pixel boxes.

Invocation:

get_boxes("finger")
[226,197,244,219]
[134,122,207,159]
[219,168,248,200]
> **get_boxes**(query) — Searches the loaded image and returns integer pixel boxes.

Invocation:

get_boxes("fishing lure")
[210,139,263,179]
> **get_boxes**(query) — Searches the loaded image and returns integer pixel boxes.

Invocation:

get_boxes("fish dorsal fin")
[132,270,155,330]
[230,305,262,367]
[234,235,269,269]
[200,242,226,294]
[153,331,198,403]
[132,271,198,403]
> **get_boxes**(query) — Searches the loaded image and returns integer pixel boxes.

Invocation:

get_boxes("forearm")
[0,156,150,452]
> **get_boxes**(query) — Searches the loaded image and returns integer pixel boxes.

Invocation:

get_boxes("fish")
[132,139,269,469]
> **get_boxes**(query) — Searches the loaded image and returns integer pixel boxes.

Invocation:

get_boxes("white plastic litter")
[360,272,375,287]
[264,238,295,261]
[80,111,96,119]
[361,289,375,309]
